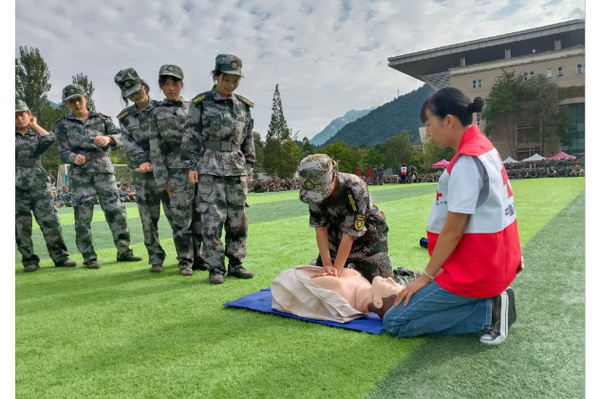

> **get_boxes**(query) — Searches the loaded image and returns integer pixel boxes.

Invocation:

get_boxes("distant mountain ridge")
[322,85,435,147]
[310,108,374,146]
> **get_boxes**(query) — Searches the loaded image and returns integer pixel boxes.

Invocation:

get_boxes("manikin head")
[367,276,403,319]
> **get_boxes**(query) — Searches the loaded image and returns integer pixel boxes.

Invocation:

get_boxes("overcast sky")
[14,0,585,140]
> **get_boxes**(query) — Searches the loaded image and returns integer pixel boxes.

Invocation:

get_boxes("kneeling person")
[298,154,393,283]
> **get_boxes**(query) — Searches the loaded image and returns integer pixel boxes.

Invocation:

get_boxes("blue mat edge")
[224,287,385,335]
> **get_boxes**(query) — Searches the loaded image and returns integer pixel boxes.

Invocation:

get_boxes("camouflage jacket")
[181,85,255,176]
[55,111,121,175]
[15,129,53,190]
[149,99,191,190]
[308,173,388,239]
[116,98,161,170]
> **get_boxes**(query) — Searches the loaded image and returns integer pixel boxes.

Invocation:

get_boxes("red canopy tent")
[432,159,449,168]
[547,151,576,160]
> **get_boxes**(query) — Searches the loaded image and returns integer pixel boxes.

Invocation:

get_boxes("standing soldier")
[55,84,141,269]
[114,67,173,274]
[148,64,202,274]
[298,154,393,283]
[182,54,255,285]
[15,99,76,272]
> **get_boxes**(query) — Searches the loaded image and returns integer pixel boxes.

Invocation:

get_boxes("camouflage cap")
[215,54,244,77]
[114,67,142,98]
[159,64,184,80]
[15,99,30,112]
[62,84,86,102]
[298,154,335,204]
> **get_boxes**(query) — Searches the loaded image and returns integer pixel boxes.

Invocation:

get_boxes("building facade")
[388,19,585,159]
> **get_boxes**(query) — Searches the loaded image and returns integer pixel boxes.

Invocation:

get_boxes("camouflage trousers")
[15,186,70,267]
[134,172,167,265]
[135,170,198,269]
[195,175,247,273]
[70,172,132,264]
[315,225,393,283]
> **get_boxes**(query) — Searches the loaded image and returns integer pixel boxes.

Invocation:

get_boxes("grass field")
[15,177,585,398]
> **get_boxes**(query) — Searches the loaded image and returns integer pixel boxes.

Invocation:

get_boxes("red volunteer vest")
[427,125,521,298]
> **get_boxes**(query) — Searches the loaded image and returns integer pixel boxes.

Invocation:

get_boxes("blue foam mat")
[223,287,385,335]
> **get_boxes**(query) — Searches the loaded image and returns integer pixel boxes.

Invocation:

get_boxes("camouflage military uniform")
[182,83,255,280]
[117,96,174,267]
[55,111,135,265]
[306,172,393,283]
[57,189,73,207]
[150,97,202,270]
[15,128,71,268]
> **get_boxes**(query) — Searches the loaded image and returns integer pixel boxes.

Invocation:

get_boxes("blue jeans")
[383,281,492,338]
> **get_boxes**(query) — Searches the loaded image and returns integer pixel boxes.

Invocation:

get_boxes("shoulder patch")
[117,111,129,120]
[355,215,366,231]
[192,94,207,103]
[236,94,254,107]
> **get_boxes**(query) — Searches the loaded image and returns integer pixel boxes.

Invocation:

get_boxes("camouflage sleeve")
[54,121,77,164]
[34,133,56,157]
[241,111,255,175]
[308,203,327,228]
[104,117,122,148]
[341,183,369,238]
[181,103,202,172]
[149,113,169,191]
[119,121,148,169]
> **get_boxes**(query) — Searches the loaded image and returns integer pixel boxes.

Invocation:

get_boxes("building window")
[557,67,563,76]
[460,57,466,67]
[554,39,561,50]
[472,80,477,89]
[530,71,535,78]
[505,48,511,59]
[577,64,583,74]
[478,79,482,88]
[547,68,552,78]
[523,72,528,82]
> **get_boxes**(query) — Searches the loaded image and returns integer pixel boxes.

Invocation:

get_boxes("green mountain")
[322,84,434,147]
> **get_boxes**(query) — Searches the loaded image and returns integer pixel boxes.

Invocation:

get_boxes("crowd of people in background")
[47,157,587,207]
[249,177,300,193]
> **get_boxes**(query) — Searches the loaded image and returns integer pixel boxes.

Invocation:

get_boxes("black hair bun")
[470,97,484,113]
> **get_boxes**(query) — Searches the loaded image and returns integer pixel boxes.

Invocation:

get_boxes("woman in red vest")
[383,87,522,345]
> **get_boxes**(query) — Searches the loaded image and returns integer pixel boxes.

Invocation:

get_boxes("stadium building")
[388,19,585,160]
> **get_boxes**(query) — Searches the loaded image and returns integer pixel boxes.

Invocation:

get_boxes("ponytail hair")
[420,87,483,126]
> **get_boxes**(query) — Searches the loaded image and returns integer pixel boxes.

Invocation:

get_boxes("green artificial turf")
[15,177,584,398]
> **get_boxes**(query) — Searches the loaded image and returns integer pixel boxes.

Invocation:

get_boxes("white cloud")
[15,0,585,139]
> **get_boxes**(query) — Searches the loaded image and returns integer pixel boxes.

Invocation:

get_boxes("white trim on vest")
[427,148,516,234]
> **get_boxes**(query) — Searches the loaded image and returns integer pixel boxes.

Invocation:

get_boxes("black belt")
[204,141,240,152]
[80,152,109,160]
[16,159,42,167]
